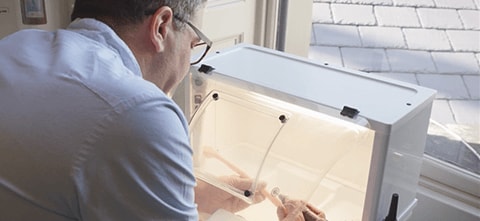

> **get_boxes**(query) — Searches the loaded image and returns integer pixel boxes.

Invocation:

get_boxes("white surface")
[340,47,390,72]
[358,26,406,48]
[206,209,247,221]
[417,8,464,29]
[434,0,478,9]
[463,76,480,99]
[184,44,435,220]
[374,6,421,27]
[393,0,435,7]
[446,30,480,52]
[312,3,333,23]
[416,74,470,99]
[431,52,480,74]
[458,10,480,29]
[201,44,433,125]
[386,49,436,73]
[403,29,451,51]
[312,24,362,47]
[331,4,375,25]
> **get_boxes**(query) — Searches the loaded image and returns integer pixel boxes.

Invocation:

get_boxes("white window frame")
[418,154,480,216]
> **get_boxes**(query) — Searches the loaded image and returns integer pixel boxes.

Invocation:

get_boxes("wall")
[0,0,73,39]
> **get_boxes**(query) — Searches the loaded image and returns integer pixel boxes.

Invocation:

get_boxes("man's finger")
[303,208,327,221]
[305,203,326,218]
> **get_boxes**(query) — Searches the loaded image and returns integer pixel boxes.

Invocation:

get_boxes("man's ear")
[150,6,174,52]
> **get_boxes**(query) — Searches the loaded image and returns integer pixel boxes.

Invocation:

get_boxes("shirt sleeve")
[73,96,198,221]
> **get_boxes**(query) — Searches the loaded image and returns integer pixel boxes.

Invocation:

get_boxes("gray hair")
[71,0,205,28]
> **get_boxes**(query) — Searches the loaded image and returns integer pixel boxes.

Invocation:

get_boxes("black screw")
[279,115,287,123]
[212,93,219,100]
[244,190,252,197]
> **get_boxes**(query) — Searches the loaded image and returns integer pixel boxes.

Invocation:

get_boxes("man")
[1,0,210,220]
[0,0,325,220]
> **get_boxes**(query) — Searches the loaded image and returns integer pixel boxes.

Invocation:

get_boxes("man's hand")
[276,196,327,221]
[195,175,266,214]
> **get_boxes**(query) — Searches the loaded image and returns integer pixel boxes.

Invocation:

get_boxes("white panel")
[284,0,313,57]
[177,44,436,221]
[201,0,257,51]
[200,44,434,125]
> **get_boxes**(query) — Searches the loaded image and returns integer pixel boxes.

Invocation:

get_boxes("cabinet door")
[200,0,260,52]
[200,0,312,57]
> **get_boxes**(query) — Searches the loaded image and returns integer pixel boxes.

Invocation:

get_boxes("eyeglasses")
[181,20,212,65]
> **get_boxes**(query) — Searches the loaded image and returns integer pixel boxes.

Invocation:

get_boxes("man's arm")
[73,97,198,220]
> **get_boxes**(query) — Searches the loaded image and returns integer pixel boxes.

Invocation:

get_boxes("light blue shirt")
[0,18,198,221]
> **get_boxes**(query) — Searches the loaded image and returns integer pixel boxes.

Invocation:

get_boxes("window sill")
[419,155,480,210]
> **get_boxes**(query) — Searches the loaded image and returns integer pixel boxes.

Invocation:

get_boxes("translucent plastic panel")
[190,91,287,202]
[189,89,375,220]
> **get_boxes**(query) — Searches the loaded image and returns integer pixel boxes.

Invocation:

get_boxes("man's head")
[71,0,203,29]
[71,0,207,94]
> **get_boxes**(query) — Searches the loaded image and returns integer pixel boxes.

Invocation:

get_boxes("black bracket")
[198,64,215,74]
[340,106,360,119]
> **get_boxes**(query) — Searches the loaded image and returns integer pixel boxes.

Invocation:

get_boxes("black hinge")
[198,64,215,74]
[340,106,360,119]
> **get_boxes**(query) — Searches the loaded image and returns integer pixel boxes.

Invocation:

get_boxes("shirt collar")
[67,18,143,77]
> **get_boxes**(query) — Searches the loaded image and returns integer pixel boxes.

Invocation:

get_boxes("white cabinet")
[174,44,436,221]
